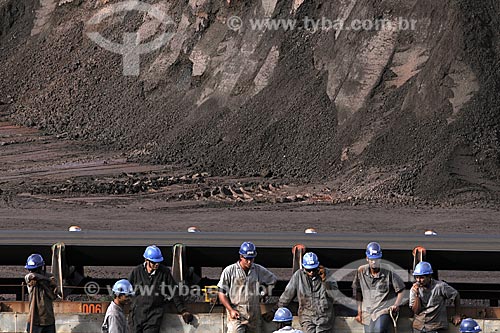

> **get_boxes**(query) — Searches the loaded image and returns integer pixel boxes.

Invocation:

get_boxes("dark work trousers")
[131,305,164,333]
[364,314,392,333]
[26,323,56,333]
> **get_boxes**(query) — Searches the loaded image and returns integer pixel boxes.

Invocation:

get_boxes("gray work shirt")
[409,279,458,331]
[352,264,405,324]
[102,301,128,333]
[278,268,338,319]
[218,262,277,324]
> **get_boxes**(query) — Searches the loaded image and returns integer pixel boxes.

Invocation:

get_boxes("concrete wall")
[1,313,498,333]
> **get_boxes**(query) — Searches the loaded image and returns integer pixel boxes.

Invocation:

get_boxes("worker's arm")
[440,281,461,325]
[355,291,363,323]
[277,271,299,308]
[26,273,57,300]
[410,283,421,314]
[258,265,277,288]
[451,293,462,325]
[323,268,339,302]
[218,291,239,319]
[217,267,239,320]
[352,268,363,324]
[390,290,404,312]
[390,270,406,312]
[26,272,51,282]
[105,313,125,333]
[127,267,137,295]
[163,269,193,324]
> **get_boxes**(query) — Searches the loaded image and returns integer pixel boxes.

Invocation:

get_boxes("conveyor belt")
[1,230,499,270]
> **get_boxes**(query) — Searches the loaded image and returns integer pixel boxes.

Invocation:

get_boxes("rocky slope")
[1,0,499,202]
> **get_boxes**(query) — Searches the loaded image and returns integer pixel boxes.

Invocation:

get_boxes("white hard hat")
[187,226,200,233]
[68,225,82,232]
[304,228,317,234]
[424,229,437,236]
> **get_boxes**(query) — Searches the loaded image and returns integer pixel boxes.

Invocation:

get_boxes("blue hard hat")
[25,254,45,269]
[143,245,164,262]
[366,242,383,259]
[273,307,293,322]
[302,252,319,269]
[112,279,134,296]
[460,318,482,333]
[239,242,257,258]
[413,261,433,276]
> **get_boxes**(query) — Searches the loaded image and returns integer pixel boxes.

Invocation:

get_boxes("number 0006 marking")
[82,303,103,313]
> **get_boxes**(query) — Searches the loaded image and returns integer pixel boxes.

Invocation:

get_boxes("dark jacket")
[128,263,186,330]
[25,271,58,326]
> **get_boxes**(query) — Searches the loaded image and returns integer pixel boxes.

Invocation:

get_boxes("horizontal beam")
[1,230,500,270]
[2,230,500,249]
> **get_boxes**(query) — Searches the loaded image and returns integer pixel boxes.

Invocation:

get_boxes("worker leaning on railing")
[24,253,58,333]
[410,261,462,333]
[128,245,194,333]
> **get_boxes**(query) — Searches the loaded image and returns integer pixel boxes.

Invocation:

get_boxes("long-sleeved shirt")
[102,301,128,333]
[128,263,186,326]
[25,271,57,326]
[409,279,459,331]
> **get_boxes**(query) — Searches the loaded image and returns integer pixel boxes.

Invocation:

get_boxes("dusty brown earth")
[1,111,500,234]
[1,0,500,204]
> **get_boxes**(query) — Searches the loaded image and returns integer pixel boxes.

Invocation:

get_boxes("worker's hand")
[411,283,419,294]
[451,314,462,326]
[229,308,240,320]
[355,311,363,324]
[318,265,326,282]
[181,311,194,324]
[389,305,399,313]
[49,276,58,288]
[262,310,275,322]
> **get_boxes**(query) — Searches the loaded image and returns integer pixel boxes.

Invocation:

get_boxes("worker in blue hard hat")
[102,279,134,333]
[353,242,405,333]
[270,252,338,333]
[410,261,462,333]
[273,307,304,333]
[128,245,194,333]
[24,253,59,333]
[218,241,277,332]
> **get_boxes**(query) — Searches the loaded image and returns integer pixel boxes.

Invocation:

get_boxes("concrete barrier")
[2,313,498,333]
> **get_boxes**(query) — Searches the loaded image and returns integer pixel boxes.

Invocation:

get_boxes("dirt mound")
[1,0,499,202]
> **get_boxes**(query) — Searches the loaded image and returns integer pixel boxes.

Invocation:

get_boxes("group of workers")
[22,242,483,333]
